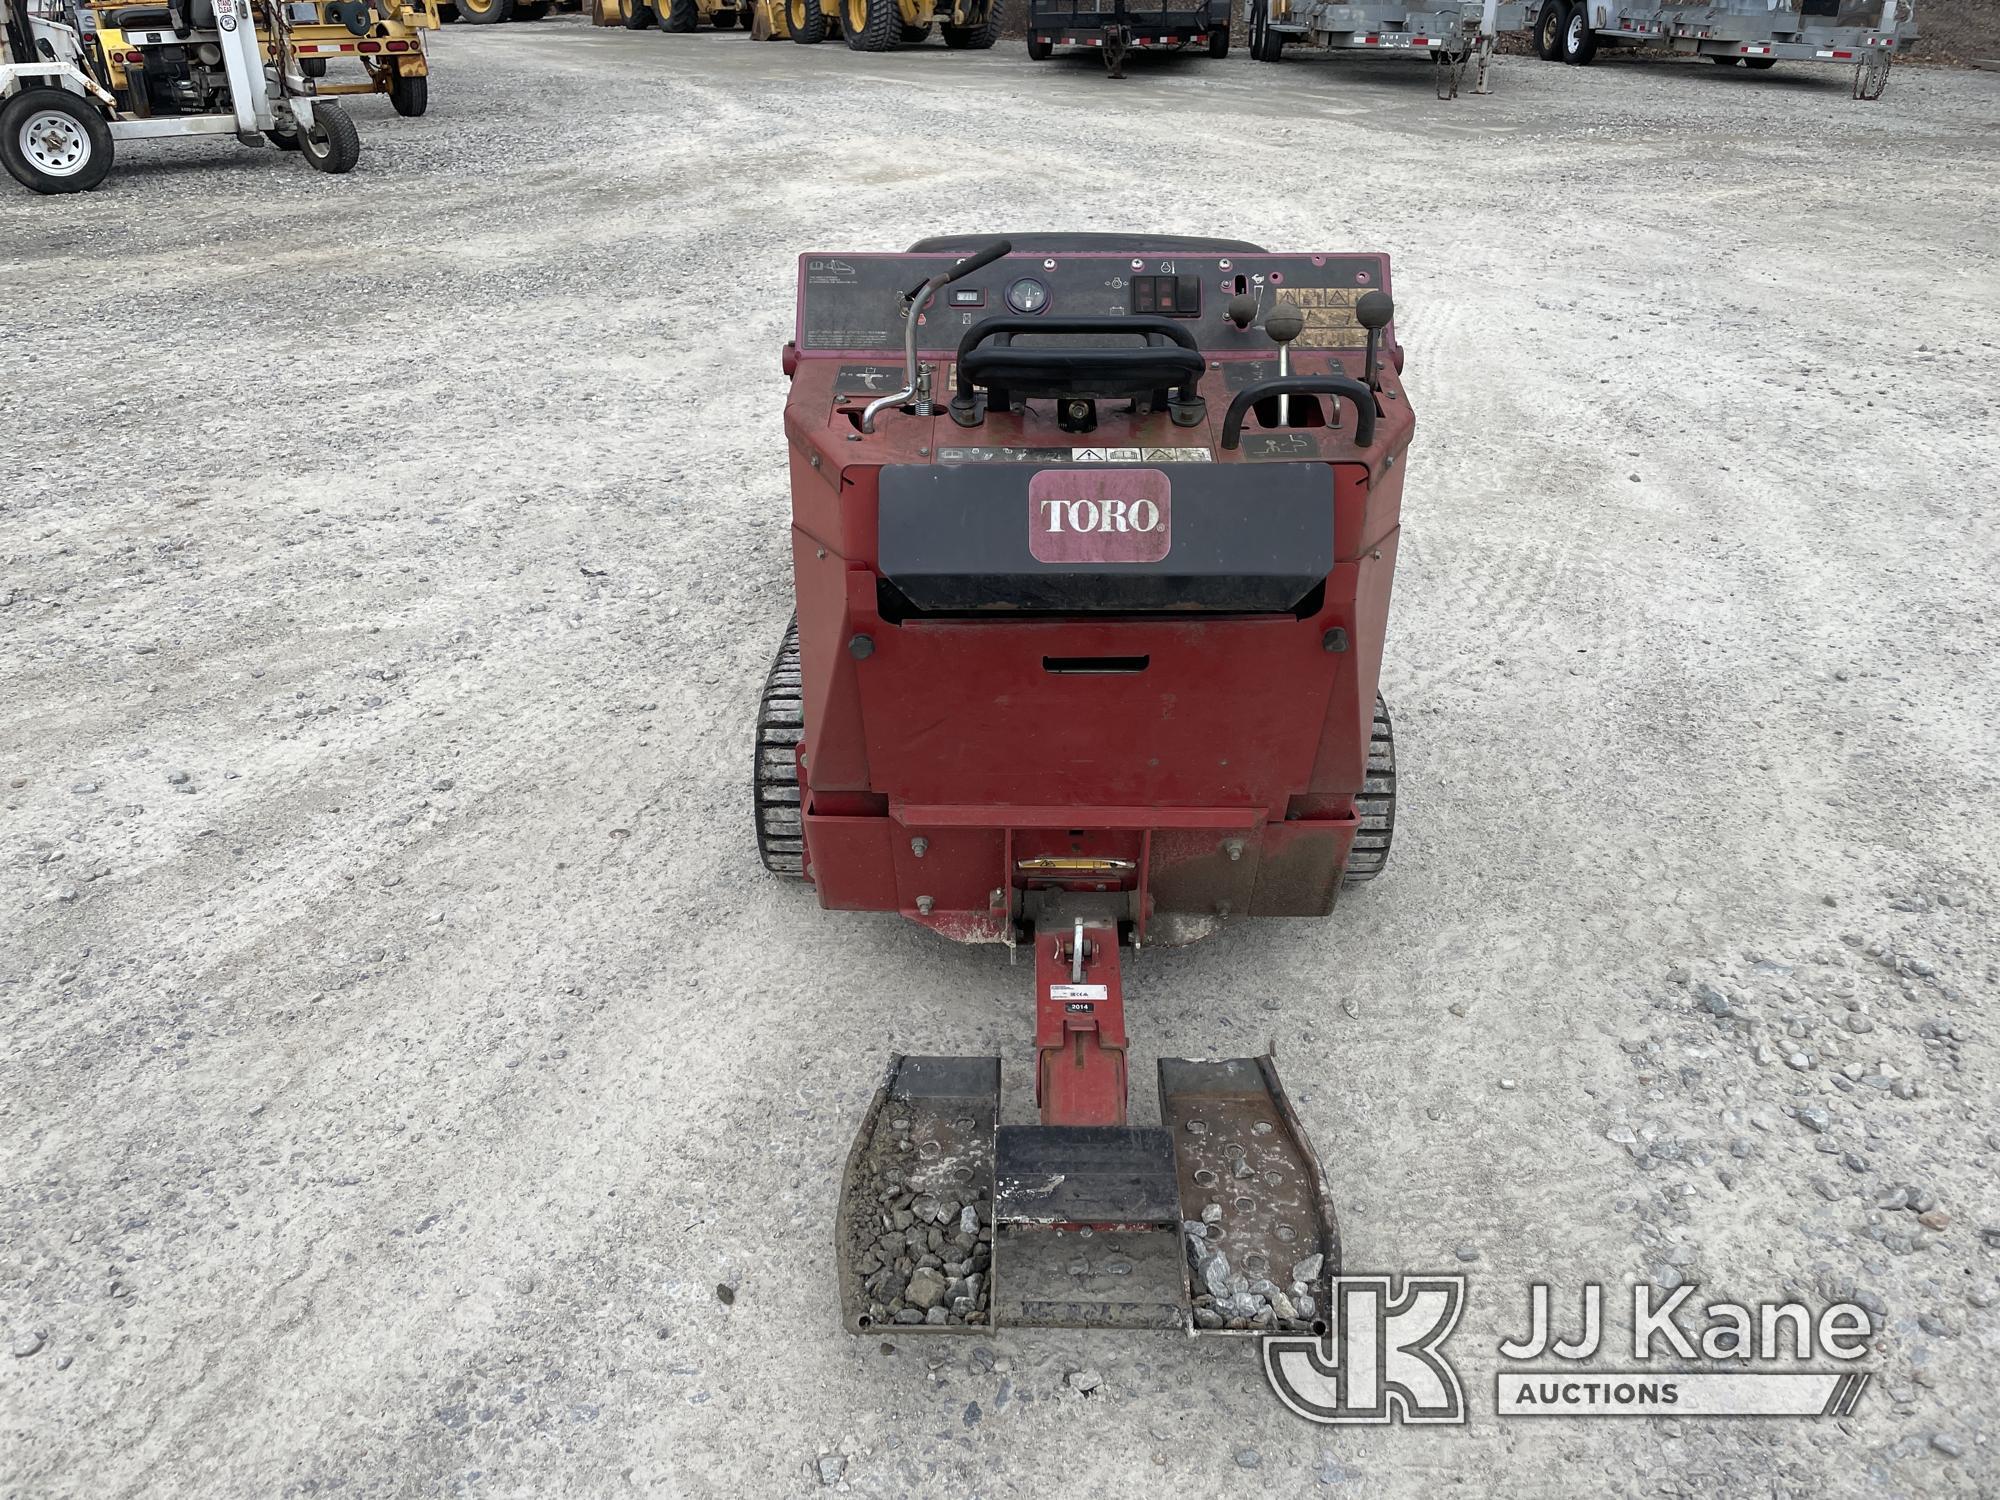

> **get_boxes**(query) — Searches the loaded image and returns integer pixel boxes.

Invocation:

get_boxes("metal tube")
[861,275,940,434]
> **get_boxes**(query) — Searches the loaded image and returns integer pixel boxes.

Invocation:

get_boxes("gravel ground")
[4,22,1998,1500]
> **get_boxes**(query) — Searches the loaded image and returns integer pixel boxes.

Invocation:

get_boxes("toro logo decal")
[1027,469,1171,565]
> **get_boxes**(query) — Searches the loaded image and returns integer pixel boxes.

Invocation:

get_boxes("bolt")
[1223,839,1244,862]
[849,634,874,660]
[916,896,934,916]
[1321,626,1348,653]
[911,837,928,858]
[809,453,822,469]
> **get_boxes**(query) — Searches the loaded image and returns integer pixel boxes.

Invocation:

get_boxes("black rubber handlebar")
[1220,375,1377,451]
[955,315,1200,363]
[904,237,1014,301]
[954,316,1203,404]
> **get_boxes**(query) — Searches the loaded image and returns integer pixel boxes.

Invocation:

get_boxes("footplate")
[835,1052,1337,1334]
[1158,1055,1339,1335]
[836,1054,999,1333]
[990,1124,1188,1329]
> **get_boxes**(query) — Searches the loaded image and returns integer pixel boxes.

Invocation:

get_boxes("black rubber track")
[754,617,808,878]
[1343,695,1396,884]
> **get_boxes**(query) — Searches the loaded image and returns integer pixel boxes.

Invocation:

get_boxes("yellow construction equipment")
[288,0,438,117]
[754,0,1001,46]
[593,0,752,29]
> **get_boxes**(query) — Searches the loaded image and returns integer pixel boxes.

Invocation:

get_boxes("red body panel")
[781,250,1413,946]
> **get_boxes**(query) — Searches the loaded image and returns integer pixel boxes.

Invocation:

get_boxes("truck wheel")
[754,617,809,879]
[1560,5,1596,63]
[844,0,900,49]
[389,72,428,116]
[1342,695,1396,884]
[1533,0,1564,59]
[788,0,824,38]
[1207,24,1228,57]
[665,0,697,28]
[1025,32,1051,57]
[298,101,360,174]
[1249,0,1282,61]
[1,88,114,194]
[456,0,511,21]
[621,0,655,23]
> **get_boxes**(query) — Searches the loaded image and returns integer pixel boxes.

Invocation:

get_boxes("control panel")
[795,251,1393,357]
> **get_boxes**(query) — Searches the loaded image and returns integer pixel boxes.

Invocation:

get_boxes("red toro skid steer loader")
[757,234,1410,1336]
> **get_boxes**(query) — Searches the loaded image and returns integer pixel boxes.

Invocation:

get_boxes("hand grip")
[904,238,1014,301]
[945,237,1014,282]
[1219,376,1377,451]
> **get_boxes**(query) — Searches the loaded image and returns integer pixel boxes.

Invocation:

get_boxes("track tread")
[755,616,811,878]
[1342,695,1396,884]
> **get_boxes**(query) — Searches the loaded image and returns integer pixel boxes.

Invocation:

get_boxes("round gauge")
[1005,276,1049,315]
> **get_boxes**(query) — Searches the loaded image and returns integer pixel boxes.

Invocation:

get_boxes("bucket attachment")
[835,1047,1337,1334]
[837,1055,1000,1334]
[1158,1055,1338,1335]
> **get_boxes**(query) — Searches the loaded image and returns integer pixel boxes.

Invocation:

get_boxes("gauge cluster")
[796,251,1390,356]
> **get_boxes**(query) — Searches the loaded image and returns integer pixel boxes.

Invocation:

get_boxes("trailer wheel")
[1,89,114,195]
[1207,23,1228,56]
[1741,56,1775,69]
[1025,32,1051,57]
[787,0,824,38]
[298,101,360,174]
[1533,0,1563,60]
[664,0,697,27]
[1342,695,1396,885]
[621,0,655,21]
[1559,6,1595,63]
[456,0,511,20]
[754,616,809,879]
[389,72,429,116]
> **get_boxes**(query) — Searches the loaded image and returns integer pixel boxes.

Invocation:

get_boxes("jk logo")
[1263,1276,1467,1425]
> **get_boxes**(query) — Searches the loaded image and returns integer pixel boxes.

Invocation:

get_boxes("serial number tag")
[1050,983,1108,1001]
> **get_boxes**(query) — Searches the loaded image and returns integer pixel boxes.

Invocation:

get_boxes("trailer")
[3,0,360,193]
[1527,0,1915,99]
[1253,0,1916,100]
[1249,0,1525,95]
[1026,0,1229,77]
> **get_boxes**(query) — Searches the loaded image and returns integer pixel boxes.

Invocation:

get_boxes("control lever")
[1355,289,1394,393]
[1225,293,1259,331]
[864,238,1014,433]
[1264,300,1304,426]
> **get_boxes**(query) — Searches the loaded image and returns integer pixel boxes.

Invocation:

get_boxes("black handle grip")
[904,237,1014,301]
[945,237,1014,282]
[1219,376,1376,451]
[956,318,1200,402]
